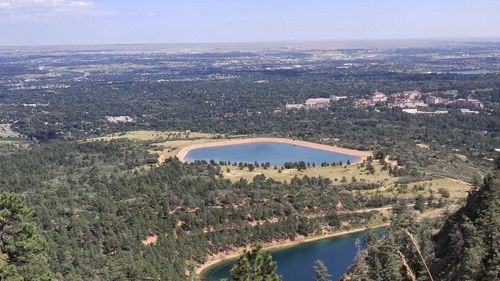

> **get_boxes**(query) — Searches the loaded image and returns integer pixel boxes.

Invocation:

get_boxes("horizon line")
[1,36,500,49]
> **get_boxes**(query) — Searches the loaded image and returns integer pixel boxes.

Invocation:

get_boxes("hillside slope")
[343,160,499,281]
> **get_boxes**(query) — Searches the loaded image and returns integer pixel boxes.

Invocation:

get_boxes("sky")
[0,0,500,46]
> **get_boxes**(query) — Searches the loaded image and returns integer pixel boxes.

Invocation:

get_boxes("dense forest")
[1,140,414,280]
[1,139,493,280]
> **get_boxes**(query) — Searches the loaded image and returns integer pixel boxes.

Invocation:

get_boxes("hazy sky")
[1,0,500,46]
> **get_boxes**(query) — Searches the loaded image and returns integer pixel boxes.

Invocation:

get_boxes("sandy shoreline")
[176,137,371,164]
[196,223,389,278]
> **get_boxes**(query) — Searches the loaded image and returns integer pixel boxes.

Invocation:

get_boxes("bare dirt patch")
[142,234,158,245]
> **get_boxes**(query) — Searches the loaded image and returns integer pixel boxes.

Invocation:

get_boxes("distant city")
[286,90,484,115]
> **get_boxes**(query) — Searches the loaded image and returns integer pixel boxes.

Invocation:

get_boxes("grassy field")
[365,177,472,200]
[409,178,471,199]
[0,124,21,140]
[222,162,391,184]
[0,124,29,154]
[0,124,27,145]
[88,130,219,142]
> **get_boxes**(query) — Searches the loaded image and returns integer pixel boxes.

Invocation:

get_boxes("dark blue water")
[185,142,359,166]
[202,230,385,281]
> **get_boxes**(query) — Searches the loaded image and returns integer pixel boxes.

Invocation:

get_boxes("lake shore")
[176,137,371,164]
[196,223,389,279]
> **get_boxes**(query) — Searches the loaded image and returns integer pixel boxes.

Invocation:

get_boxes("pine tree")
[314,260,332,281]
[0,192,57,281]
[415,194,426,212]
[229,243,282,281]
[365,163,375,174]
[473,172,500,280]
[378,233,403,280]
[460,218,485,280]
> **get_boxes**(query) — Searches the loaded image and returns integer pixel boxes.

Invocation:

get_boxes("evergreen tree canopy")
[228,243,282,281]
[314,260,332,281]
[0,193,56,281]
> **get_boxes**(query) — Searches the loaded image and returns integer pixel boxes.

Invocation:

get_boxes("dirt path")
[384,155,399,167]
[348,205,404,214]
[379,177,396,191]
